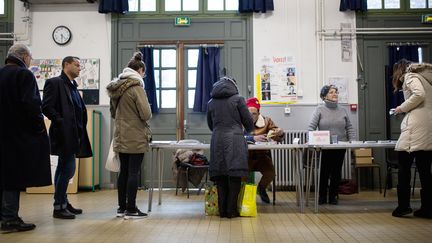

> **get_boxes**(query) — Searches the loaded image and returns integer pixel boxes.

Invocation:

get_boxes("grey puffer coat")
[395,63,432,152]
[206,77,254,180]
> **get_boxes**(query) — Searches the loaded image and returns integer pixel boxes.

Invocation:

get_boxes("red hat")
[246,97,260,110]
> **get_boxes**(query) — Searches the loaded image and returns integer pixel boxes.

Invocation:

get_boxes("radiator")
[272,130,352,190]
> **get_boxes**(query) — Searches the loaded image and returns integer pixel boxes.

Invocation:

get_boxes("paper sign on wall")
[308,131,330,145]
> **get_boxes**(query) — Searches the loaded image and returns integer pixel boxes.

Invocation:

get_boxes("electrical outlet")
[284,107,291,114]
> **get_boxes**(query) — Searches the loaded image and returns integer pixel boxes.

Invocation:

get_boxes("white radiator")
[272,130,352,190]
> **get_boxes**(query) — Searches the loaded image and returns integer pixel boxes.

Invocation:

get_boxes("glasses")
[328,90,339,95]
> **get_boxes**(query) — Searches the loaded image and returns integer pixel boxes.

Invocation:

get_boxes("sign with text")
[308,131,330,145]
[175,17,191,26]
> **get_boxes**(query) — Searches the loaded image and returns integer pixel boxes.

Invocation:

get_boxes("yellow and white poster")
[256,55,298,104]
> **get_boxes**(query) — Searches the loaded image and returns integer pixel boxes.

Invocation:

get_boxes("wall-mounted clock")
[52,26,72,45]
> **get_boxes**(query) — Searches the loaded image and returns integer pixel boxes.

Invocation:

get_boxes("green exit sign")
[175,17,191,26]
[422,14,432,24]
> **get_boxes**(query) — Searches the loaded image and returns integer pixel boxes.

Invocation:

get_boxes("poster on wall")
[256,55,298,104]
[30,58,100,91]
[327,77,348,103]
[29,58,100,104]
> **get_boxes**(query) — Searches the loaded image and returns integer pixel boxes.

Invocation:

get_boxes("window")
[165,0,199,11]
[207,0,238,11]
[367,0,432,10]
[0,0,4,15]
[128,0,157,12]
[127,0,238,13]
[187,49,199,109]
[384,0,400,8]
[154,49,177,108]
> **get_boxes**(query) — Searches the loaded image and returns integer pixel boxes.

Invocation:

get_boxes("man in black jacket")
[0,44,51,232]
[42,56,92,219]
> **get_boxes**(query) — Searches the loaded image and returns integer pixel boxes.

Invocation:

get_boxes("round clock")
[52,26,72,45]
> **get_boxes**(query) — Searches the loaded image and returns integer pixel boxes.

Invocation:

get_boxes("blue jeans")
[1,190,20,222]
[54,154,76,210]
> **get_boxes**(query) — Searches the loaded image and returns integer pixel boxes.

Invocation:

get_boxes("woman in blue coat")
[207,76,254,218]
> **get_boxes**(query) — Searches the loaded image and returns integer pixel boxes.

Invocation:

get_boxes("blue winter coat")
[206,77,254,180]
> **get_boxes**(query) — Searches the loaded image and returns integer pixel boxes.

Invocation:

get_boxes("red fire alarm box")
[350,104,357,111]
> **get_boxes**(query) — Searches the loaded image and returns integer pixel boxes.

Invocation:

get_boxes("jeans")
[54,154,76,209]
[118,153,144,210]
[1,190,20,222]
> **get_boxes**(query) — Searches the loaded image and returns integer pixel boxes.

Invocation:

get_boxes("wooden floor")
[1,188,431,242]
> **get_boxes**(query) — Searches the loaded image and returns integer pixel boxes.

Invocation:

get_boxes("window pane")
[188,90,195,109]
[161,49,176,67]
[156,91,160,107]
[141,0,157,11]
[161,70,176,88]
[367,0,382,9]
[188,70,197,88]
[384,0,400,8]
[410,0,426,8]
[128,0,138,11]
[418,47,423,63]
[183,0,199,11]
[429,0,432,7]
[208,0,224,10]
[165,0,181,11]
[226,0,239,10]
[0,0,4,14]
[161,90,176,108]
[188,49,199,67]
[153,51,160,68]
[154,71,160,88]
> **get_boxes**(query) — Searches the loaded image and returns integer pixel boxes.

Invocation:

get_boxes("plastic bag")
[204,184,219,216]
[237,184,257,217]
[105,140,120,172]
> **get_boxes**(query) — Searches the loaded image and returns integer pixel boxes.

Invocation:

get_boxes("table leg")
[148,148,156,212]
[158,149,164,205]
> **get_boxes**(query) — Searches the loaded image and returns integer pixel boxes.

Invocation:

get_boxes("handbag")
[237,183,257,217]
[204,184,219,216]
[105,140,120,172]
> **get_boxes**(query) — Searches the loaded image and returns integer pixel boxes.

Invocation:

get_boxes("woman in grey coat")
[391,59,432,219]
[207,76,254,218]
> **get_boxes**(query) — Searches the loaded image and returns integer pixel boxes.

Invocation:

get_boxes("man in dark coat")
[0,43,51,232]
[207,76,254,218]
[42,56,92,219]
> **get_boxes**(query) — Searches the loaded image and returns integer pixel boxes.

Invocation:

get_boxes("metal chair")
[175,161,209,198]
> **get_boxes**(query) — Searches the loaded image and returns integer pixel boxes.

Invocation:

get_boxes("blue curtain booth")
[339,0,367,12]
[98,0,128,14]
[239,0,274,13]
[140,47,159,113]
[193,47,220,112]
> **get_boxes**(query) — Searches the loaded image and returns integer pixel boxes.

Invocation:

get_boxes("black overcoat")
[42,72,92,158]
[0,56,51,190]
[206,78,254,180]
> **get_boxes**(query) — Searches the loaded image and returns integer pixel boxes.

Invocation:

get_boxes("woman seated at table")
[308,85,356,205]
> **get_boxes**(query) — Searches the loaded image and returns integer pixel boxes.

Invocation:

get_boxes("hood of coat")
[210,77,239,98]
[407,63,432,86]
[106,67,144,99]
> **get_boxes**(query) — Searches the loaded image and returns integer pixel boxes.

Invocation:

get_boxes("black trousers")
[118,153,144,210]
[0,190,20,222]
[397,151,432,209]
[214,176,241,217]
[319,149,346,198]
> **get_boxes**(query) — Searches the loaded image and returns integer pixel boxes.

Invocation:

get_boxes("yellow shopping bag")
[204,184,219,216]
[237,184,257,217]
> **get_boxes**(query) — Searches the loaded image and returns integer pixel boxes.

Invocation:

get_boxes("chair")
[354,159,382,193]
[383,149,417,197]
[175,161,209,198]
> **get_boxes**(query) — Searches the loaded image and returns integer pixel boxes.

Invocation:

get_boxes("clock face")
[52,26,72,45]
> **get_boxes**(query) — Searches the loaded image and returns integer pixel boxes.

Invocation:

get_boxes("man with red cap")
[245,97,284,203]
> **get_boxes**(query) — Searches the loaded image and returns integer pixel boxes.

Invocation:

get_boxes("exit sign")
[175,17,191,26]
[422,14,432,24]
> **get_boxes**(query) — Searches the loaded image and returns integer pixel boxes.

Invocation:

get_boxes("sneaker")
[392,206,413,217]
[1,218,36,232]
[116,208,126,218]
[67,203,83,215]
[124,208,148,219]
[53,209,76,219]
[258,187,270,204]
[413,208,432,219]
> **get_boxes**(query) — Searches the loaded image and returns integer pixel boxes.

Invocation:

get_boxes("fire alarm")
[350,104,357,111]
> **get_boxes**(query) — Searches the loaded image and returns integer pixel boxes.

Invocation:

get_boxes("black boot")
[414,189,432,219]
[226,177,241,218]
[216,180,228,218]
[258,186,270,204]
[329,194,338,205]
[392,185,412,217]
[1,217,36,232]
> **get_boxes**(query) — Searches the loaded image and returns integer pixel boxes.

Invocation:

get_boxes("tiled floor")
[1,189,431,242]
